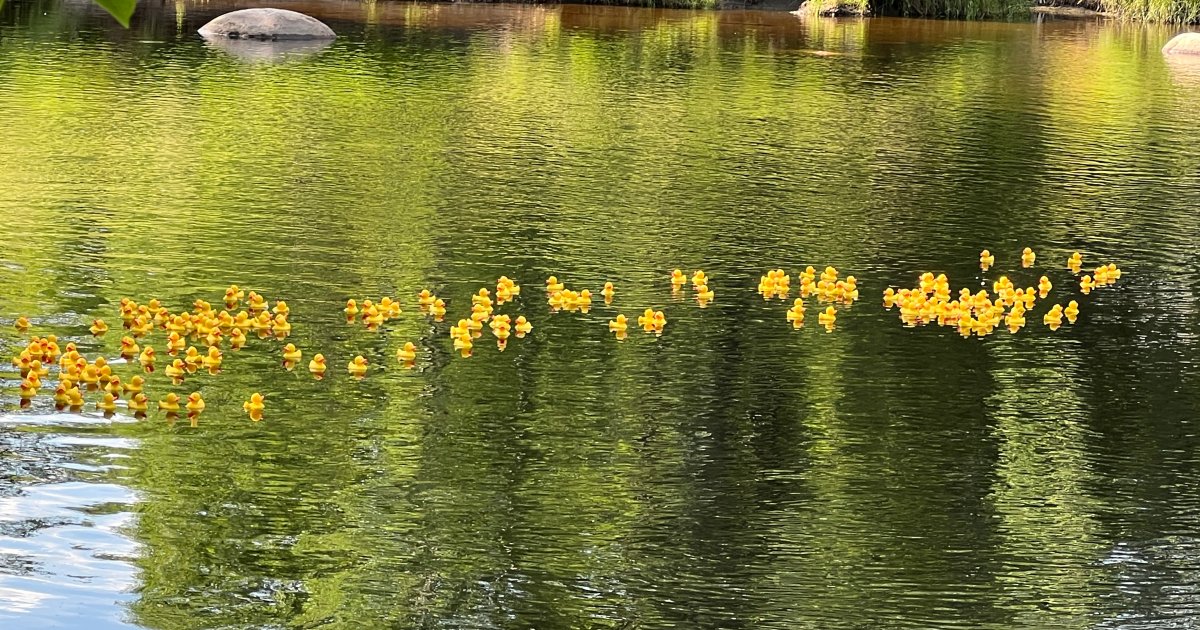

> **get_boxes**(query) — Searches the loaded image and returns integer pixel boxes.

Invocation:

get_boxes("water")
[2,0,1200,627]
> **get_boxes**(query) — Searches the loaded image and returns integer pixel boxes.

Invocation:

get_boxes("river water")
[2,1,1200,627]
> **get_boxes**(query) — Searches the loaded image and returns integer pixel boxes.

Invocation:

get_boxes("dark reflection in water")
[1,0,1200,628]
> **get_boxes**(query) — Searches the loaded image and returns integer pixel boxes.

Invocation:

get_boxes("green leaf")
[93,0,136,27]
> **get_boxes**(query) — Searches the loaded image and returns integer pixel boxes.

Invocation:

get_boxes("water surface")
[2,1,1200,627]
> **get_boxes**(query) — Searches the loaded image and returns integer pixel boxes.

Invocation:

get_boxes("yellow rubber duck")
[159,393,181,412]
[397,342,417,363]
[167,332,186,353]
[90,319,108,335]
[817,306,837,326]
[691,270,708,288]
[980,249,995,269]
[229,328,246,349]
[1068,252,1083,273]
[243,393,265,420]
[430,299,446,321]
[53,383,71,405]
[602,282,615,301]
[637,308,655,331]
[308,354,327,375]
[98,392,118,412]
[1064,300,1079,323]
[272,314,292,334]
[124,375,145,394]
[670,269,687,288]
[128,393,149,413]
[202,346,223,369]
[578,289,593,308]
[185,392,205,413]
[883,287,897,308]
[224,285,243,306]
[205,329,224,348]
[120,336,140,357]
[695,284,714,302]
[183,346,202,367]
[1038,276,1052,297]
[1108,263,1122,280]
[546,276,564,293]
[14,316,29,331]
[66,386,85,408]
[1021,247,1036,268]
[344,299,359,317]
[652,310,666,333]
[453,335,473,354]
[165,359,186,380]
[1080,275,1094,294]
[246,292,267,312]
[362,306,384,327]
[418,289,436,307]
[272,300,290,316]
[282,343,302,362]
[104,376,123,397]
[608,314,628,332]
[515,316,532,336]
[19,377,38,399]
[347,355,369,376]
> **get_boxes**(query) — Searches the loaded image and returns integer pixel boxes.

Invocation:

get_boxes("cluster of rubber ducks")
[671,269,714,306]
[10,333,212,422]
[760,266,857,332]
[446,279,534,357]
[884,249,1119,336]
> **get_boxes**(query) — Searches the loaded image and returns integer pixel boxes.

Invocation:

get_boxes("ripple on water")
[0,412,140,629]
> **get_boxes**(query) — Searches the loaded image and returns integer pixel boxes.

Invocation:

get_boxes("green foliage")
[92,0,136,26]
[1101,0,1200,22]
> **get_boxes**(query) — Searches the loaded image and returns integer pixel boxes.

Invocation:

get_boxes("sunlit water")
[2,0,1200,627]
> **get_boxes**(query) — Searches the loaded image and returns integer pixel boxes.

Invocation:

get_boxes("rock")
[1163,32,1200,56]
[1030,5,1104,18]
[198,8,336,41]
[792,0,869,16]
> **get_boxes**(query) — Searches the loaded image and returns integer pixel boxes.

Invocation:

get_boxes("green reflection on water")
[2,1,1200,628]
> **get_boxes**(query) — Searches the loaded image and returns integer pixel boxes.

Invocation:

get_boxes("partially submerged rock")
[1163,32,1200,56]
[198,8,336,41]
[792,0,869,16]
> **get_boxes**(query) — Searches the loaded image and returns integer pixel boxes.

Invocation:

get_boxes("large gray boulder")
[198,8,336,41]
[1163,32,1200,55]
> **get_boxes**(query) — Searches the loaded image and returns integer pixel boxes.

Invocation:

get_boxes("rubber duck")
[81,364,101,385]
[578,289,593,309]
[119,336,139,358]
[224,285,244,306]
[66,386,85,408]
[1038,276,1052,298]
[128,393,149,413]
[883,287,897,308]
[362,306,384,327]
[453,335,473,354]
[691,270,708,288]
[185,392,205,413]
[167,332,186,354]
[608,314,628,332]
[1080,275,1094,294]
[418,290,436,308]
[271,314,291,334]
[1064,300,1079,323]
[818,306,836,326]
[637,309,656,331]
[546,276,564,293]
[1044,305,1063,329]
[381,297,401,318]
[602,282,615,301]
[124,375,145,394]
[249,311,272,330]
[90,319,109,335]
[1108,263,1122,280]
[695,284,714,302]
[204,329,224,348]
[19,377,37,399]
[165,359,186,380]
[347,355,368,376]
[97,365,113,386]
[158,393,181,412]
[308,354,327,375]
[104,376,123,397]
[98,392,118,412]
[397,342,417,363]
[1068,252,1083,273]
[243,393,265,419]
[229,328,246,350]
[271,300,289,316]
[246,292,267,312]
[183,346,202,367]
[14,316,29,331]
[652,310,666,333]
[786,299,805,326]
[670,269,687,288]
[54,383,71,405]
[515,315,532,336]
[1021,247,1036,268]
[980,249,995,269]
[282,343,302,362]
[202,346,223,369]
